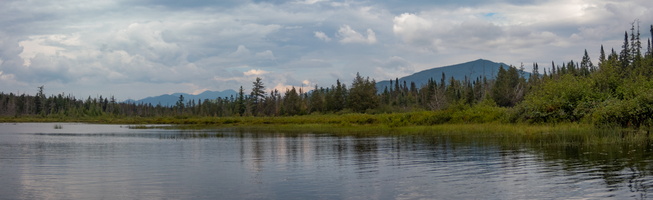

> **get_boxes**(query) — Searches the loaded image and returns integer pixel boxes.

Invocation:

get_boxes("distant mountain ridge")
[127,59,522,106]
[125,89,238,106]
[375,59,524,91]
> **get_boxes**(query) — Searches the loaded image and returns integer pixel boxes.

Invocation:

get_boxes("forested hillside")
[1,24,652,129]
[125,90,238,106]
[375,59,514,92]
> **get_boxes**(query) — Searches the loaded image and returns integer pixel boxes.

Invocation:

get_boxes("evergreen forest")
[2,23,653,129]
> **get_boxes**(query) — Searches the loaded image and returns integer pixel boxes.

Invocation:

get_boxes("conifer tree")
[630,21,642,68]
[176,95,185,114]
[282,87,302,115]
[529,63,540,85]
[646,39,651,57]
[647,25,653,58]
[550,61,557,77]
[237,86,246,116]
[35,86,45,115]
[348,72,379,112]
[309,85,325,113]
[326,79,347,112]
[493,66,511,107]
[599,45,606,67]
[581,50,594,74]
[250,77,265,115]
[620,31,631,69]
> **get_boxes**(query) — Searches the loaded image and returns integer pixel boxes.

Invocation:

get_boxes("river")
[1,123,652,199]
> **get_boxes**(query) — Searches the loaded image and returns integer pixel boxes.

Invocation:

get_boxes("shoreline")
[3,114,646,146]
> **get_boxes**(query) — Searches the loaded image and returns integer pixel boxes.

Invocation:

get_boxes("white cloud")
[244,69,270,76]
[0,71,20,85]
[18,35,72,66]
[392,13,439,49]
[314,31,331,42]
[337,25,377,44]
[296,0,327,5]
[109,22,182,63]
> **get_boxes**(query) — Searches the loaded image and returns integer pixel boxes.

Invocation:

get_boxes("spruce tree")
[35,86,45,115]
[599,45,606,67]
[646,39,651,57]
[309,85,325,113]
[620,31,631,69]
[581,49,593,74]
[631,20,642,67]
[237,86,246,116]
[348,73,378,112]
[282,87,302,115]
[176,95,185,114]
[492,66,523,107]
[250,77,265,115]
[551,61,556,77]
[529,63,540,85]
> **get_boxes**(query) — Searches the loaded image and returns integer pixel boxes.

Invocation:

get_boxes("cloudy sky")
[0,0,651,100]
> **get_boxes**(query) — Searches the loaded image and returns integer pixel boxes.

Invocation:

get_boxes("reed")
[2,113,650,145]
[224,122,649,146]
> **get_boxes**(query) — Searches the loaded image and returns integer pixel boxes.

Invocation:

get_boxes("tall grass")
[2,111,650,146]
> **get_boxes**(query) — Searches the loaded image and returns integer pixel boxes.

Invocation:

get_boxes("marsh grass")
[222,122,650,146]
[3,113,651,146]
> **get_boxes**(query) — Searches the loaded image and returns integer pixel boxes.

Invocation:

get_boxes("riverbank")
[0,110,506,125]
[4,112,650,146]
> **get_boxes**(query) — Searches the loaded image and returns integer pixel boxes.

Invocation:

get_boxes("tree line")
[1,23,652,128]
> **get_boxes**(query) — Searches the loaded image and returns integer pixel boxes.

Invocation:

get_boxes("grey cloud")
[1,0,652,100]
[456,20,504,41]
[375,56,413,72]
[371,56,415,80]
[0,34,24,69]
[126,0,244,10]
[381,0,540,14]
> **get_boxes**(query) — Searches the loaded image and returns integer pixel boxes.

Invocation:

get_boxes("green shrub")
[592,92,653,129]
[518,75,600,123]
[450,99,507,123]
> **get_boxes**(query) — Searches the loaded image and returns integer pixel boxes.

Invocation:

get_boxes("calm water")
[1,123,653,199]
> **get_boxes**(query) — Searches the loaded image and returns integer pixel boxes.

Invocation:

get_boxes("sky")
[0,0,651,100]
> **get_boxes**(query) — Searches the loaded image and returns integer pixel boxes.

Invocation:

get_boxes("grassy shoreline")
[0,113,621,132]
[3,114,650,145]
[0,110,509,125]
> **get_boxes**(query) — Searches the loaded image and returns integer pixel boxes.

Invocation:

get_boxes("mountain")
[375,59,525,91]
[125,89,238,106]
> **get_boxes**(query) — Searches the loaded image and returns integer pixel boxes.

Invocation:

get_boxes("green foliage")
[518,74,600,123]
[281,87,303,116]
[592,53,622,94]
[326,79,347,112]
[450,99,508,123]
[250,77,266,115]
[516,23,653,129]
[237,86,246,116]
[591,79,653,128]
[492,65,524,107]
[348,73,379,112]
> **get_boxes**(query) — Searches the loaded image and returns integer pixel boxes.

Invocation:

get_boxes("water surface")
[1,123,653,199]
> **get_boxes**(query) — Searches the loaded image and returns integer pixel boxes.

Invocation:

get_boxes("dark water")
[1,123,653,199]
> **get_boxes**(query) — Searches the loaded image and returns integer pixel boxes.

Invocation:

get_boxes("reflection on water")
[1,123,653,199]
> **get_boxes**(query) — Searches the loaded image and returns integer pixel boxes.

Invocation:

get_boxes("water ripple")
[3,123,653,199]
